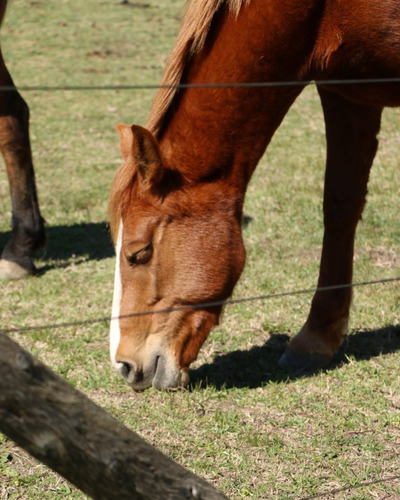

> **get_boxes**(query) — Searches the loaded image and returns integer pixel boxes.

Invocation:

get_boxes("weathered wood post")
[0,333,228,500]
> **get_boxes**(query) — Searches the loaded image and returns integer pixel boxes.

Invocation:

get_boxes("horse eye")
[127,242,153,266]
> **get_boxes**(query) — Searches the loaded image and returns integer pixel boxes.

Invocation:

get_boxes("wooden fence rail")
[0,333,228,500]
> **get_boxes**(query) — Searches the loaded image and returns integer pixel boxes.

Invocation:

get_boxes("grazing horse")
[0,0,45,279]
[109,0,400,390]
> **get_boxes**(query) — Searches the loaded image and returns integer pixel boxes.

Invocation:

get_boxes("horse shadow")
[189,325,400,389]
[0,221,114,273]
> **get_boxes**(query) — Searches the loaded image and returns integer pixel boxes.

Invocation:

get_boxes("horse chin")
[152,356,189,391]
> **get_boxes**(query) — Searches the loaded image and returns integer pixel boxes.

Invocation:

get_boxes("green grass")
[1,1,400,499]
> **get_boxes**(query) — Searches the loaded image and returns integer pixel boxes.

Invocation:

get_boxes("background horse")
[0,0,45,279]
[109,0,400,390]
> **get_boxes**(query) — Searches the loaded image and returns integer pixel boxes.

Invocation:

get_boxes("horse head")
[109,124,246,390]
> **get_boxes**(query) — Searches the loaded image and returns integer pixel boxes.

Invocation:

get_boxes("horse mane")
[146,0,249,137]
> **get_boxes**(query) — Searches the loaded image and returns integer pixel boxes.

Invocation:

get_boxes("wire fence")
[2,76,400,92]
[2,274,400,499]
[1,69,399,335]
[2,276,400,334]
[300,474,400,500]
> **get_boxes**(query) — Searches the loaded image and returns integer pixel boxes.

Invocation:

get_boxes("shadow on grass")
[189,325,400,390]
[40,222,114,272]
[0,222,114,273]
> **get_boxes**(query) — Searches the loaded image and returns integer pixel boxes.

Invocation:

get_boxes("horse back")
[314,3,399,71]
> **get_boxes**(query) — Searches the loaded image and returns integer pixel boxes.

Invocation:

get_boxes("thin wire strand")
[300,474,400,500]
[1,77,400,92]
[2,276,399,334]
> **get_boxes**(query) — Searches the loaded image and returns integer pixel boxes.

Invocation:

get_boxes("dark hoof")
[278,346,332,374]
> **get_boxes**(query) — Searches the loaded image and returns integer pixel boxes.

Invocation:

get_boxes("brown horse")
[0,0,45,279]
[109,0,400,390]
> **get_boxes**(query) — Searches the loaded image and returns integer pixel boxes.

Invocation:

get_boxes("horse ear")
[116,124,165,190]
[116,124,135,161]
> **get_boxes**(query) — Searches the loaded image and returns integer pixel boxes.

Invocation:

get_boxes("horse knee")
[323,193,367,234]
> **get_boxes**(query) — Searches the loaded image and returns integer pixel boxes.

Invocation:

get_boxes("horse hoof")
[278,346,333,374]
[0,259,35,280]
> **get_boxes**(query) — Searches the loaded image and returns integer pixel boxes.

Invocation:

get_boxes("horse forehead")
[121,202,161,236]
[121,188,234,244]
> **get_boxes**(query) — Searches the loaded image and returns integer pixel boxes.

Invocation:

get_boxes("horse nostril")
[116,361,143,384]
[118,362,131,379]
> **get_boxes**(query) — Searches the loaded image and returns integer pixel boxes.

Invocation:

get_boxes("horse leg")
[0,49,45,279]
[279,86,383,372]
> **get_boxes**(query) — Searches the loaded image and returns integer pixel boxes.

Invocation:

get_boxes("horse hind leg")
[0,49,45,279]
[279,86,383,372]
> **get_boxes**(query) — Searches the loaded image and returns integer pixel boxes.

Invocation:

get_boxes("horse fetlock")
[30,217,47,252]
[279,317,348,373]
[278,346,333,374]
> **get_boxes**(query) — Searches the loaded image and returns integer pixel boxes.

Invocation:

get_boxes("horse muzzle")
[115,355,189,391]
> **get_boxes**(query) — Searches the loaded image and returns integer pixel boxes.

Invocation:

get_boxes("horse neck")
[156,0,319,193]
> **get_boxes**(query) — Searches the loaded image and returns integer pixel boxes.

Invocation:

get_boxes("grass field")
[1,1,400,499]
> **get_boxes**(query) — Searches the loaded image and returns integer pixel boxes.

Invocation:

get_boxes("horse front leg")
[279,86,383,372]
[0,50,45,279]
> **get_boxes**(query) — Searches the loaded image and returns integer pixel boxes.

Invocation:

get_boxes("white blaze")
[110,219,123,366]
